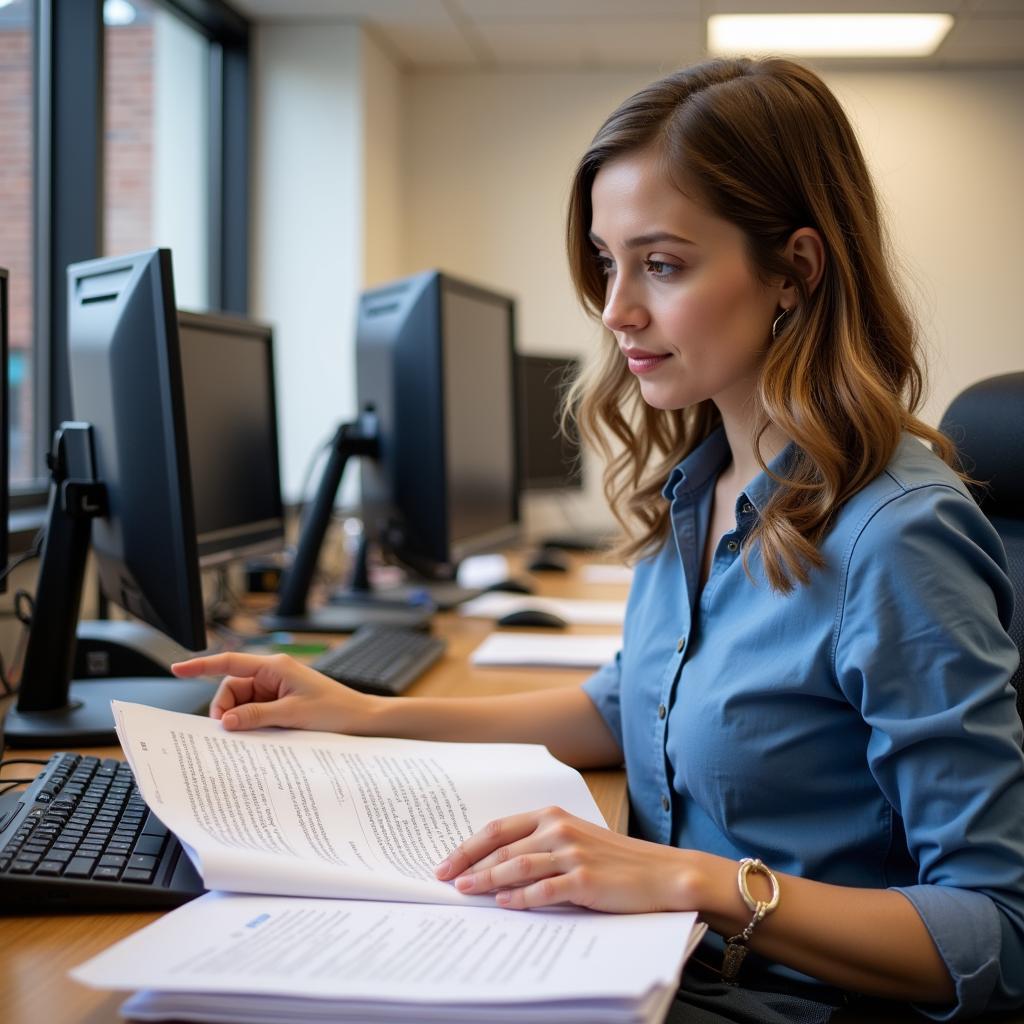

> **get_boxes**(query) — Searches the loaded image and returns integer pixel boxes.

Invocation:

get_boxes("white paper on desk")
[471,633,622,669]
[111,701,605,905]
[72,891,702,1007]
[581,564,634,585]
[459,594,626,626]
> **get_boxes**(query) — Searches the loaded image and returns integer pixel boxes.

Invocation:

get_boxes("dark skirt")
[665,949,852,1024]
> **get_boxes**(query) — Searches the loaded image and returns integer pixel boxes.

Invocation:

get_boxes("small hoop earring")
[771,309,790,340]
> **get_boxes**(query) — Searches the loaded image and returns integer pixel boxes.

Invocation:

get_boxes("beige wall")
[402,66,1024,440]
[252,30,1022,519]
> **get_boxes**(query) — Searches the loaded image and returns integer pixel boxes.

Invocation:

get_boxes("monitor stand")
[73,619,193,679]
[328,579,481,612]
[266,411,437,635]
[3,423,216,748]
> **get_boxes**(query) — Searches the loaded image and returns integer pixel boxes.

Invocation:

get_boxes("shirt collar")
[738,439,800,516]
[660,425,800,513]
[661,426,731,501]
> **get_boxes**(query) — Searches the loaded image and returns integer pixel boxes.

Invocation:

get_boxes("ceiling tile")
[936,15,1024,61]
[376,21,484,67]
[476,17,703,69]
[233,0,450,21]
[458,0,702,20]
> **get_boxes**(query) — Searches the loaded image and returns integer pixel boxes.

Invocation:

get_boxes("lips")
[623,348,671,375]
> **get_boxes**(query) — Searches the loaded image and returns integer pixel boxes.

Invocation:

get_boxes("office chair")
[939,372,1024,733]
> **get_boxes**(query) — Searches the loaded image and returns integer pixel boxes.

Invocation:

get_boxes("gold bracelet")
[721,857,781,984]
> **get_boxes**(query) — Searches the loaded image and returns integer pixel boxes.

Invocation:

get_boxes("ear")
[778,227,825,310]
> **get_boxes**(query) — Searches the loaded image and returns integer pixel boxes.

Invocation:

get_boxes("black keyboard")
[0,752,204,914]
[311,625,447,696]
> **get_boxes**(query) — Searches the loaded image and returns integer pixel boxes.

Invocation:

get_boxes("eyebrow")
[589,230,696,249]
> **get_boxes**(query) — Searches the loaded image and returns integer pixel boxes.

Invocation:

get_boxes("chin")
[636,379,700,412]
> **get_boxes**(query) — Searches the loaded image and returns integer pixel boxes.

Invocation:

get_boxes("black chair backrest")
[940,372,1024,732]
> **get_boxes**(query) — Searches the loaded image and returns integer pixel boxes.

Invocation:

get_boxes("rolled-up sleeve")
[583,651,624,751]
[833,483,1024,1019]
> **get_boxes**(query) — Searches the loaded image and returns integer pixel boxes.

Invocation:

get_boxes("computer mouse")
[526,549,570,574]
[482,578,535,595]
[496,609,568,629]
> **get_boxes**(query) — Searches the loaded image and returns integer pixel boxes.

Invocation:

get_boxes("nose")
[601,273,649,334]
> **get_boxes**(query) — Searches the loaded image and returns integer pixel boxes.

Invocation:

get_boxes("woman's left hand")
[434,805,702,913]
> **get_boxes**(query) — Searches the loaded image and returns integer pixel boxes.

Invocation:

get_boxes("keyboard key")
[121,866,155,884]
[63,856,97,878]
[34,861,64,876]
[141,812,169,838]
[133,834,166,857]
[128,854,158,872]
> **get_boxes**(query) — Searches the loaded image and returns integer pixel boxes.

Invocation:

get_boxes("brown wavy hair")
[565,57,956,592]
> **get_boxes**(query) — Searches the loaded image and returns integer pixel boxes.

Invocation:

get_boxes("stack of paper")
[471,632,622,669]
[73,892,703,1024]
[459,594,627,626]
[68,703,705,1023]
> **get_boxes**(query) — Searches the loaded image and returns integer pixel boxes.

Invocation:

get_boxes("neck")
[714,391,790,490]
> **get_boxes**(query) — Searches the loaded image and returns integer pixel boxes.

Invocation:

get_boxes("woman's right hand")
[171,652,381,734]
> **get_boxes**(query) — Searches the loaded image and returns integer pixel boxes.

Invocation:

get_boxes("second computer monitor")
[177,311,284,565]
[357,271,519,578]
[517,353,583,493]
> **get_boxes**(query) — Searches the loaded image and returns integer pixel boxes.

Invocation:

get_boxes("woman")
[174,58,1024,1021]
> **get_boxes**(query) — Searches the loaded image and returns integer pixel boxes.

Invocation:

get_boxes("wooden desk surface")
[0,560,630,1023]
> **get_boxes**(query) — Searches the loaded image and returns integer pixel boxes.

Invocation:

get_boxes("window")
[104,0,212,310]
[0,0,35,487]
[7,0,249,509]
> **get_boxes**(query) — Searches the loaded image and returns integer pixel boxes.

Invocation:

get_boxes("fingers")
[453,849,560,895]
[435,811,542,881]
[495,874,577,910]
[173,651,293,680]
[209,676,256,720]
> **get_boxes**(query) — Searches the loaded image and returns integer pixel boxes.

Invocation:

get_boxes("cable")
[0,528,45,589]
[0,758,48,769]
[0,781,33,797]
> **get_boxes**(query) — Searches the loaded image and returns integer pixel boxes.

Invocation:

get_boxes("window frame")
[12,0,250,541]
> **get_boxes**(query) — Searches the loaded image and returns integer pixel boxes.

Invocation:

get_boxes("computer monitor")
[358,270,520,575]
[4,249,216,747]
[517,354,583,493]
[263,271,519,632]
[177,310,284,565]
[0,267,8,595]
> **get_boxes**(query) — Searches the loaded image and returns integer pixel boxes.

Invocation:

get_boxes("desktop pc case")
[356,270,520,580]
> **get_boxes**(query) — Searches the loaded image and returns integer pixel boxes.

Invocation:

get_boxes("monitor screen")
[177,311,284,565]
[442,285,518,551]
[0,268,8,594]
[67,250,205,648]
[357,271,519,577]
[517,354,583,493]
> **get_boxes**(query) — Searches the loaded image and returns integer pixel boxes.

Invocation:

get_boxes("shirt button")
[676,636,685,653]
[661,794,671,812]
[658,704,666,720]
[726,540,739,552]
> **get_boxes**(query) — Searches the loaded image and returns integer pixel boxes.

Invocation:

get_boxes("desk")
[0,562,630,1024]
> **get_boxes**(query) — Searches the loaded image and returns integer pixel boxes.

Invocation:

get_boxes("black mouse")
[496,609,568,629]
[482,578,535,595]
[526,549,570,574]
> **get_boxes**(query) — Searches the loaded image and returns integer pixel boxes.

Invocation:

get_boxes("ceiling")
[230,0,1024,71]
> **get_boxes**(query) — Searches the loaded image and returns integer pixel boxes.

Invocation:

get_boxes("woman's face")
[590,148,781,413]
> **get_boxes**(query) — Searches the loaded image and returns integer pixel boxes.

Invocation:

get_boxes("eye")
[594,253,615,276]
[644,258,680,278]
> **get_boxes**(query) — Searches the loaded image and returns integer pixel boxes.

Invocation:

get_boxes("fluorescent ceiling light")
[707,13,954,58]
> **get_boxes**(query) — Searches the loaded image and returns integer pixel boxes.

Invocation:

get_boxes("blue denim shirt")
[583,427,1024,1019]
